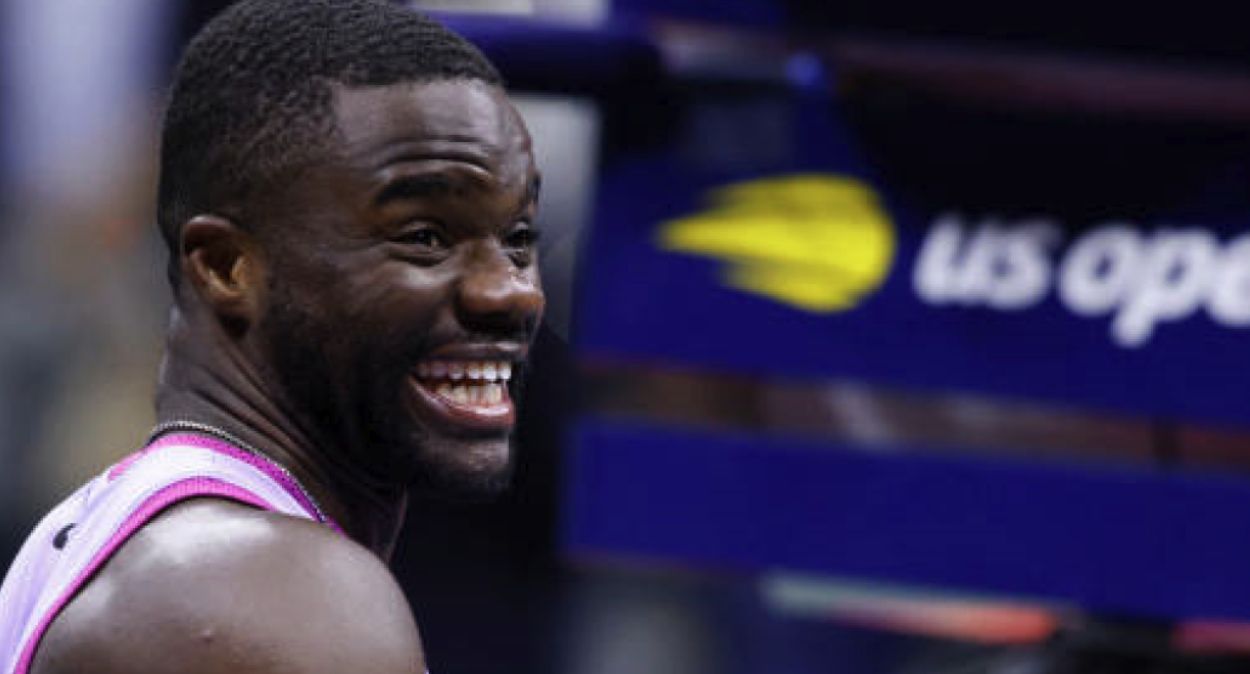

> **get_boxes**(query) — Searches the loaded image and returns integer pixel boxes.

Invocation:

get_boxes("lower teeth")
[430,381,503,406]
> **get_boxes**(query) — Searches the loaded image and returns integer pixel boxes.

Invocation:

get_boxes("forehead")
[329,79,533,174]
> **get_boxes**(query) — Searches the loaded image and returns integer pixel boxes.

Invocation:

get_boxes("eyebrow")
[373,171,543,211]
[372,173,459,207]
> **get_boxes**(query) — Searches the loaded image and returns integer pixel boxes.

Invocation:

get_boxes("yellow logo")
[657,174,896,313]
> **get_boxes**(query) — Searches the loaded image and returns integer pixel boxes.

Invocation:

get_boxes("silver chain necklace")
[147,419,331,525]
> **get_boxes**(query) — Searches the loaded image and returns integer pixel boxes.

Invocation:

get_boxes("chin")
[410,436,515,501]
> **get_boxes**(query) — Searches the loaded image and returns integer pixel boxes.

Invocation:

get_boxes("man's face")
[249,79,544,497]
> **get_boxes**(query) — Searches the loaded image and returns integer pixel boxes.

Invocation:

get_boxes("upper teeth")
[417,360,513,382]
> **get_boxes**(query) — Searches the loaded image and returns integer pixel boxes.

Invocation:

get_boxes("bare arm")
[31,500,425,674]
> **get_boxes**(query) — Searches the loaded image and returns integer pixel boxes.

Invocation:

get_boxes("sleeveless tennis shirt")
[0,431,342,674]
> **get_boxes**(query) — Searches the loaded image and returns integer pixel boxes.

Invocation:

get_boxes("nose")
[455,244,545,335]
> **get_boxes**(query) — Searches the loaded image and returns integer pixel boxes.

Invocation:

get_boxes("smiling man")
[0,1,543,672]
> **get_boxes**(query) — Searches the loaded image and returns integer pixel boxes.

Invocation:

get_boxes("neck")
[154,307,408,559]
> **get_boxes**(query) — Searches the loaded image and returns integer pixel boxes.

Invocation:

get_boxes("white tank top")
[0,431,341,674]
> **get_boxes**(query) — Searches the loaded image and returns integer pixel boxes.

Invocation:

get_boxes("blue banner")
[576,91,1250,427]
[566,420,1250,620]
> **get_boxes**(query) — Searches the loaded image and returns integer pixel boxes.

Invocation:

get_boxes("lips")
[407,354,520,433]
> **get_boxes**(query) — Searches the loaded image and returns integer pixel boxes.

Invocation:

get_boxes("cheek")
[334,263,457,370]
[266,253,456,377]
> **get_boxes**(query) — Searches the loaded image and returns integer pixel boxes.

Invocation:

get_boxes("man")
[0,0,544,671]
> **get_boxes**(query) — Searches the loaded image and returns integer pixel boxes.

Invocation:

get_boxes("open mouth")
[408,358,516,431]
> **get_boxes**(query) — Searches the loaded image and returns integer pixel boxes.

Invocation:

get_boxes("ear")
[180,215,265,331]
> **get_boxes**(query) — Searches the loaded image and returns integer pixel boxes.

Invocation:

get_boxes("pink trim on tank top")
[107,449,148,480]
[117,432,343,534]
[14,478,274,674]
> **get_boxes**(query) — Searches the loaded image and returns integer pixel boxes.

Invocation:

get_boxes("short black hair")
[157,0,503,285]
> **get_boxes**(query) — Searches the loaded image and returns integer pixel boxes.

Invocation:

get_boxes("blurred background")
[6,0,1250,672]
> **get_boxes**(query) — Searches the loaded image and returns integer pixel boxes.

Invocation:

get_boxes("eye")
[391,225,449,251]
[504,222,541,250]
[503,222,540,267]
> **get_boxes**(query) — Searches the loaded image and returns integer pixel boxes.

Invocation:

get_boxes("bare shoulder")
[31,499,425,674]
